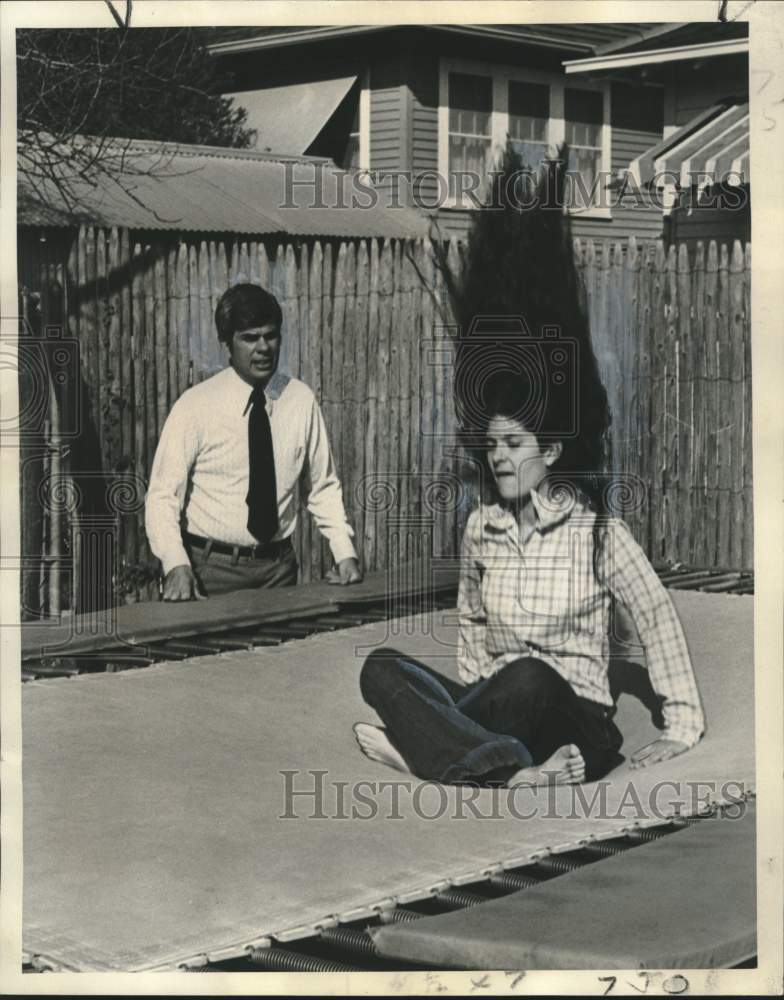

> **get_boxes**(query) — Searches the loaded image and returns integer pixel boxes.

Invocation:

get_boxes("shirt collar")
[224,365,290,413]
[482,482,576,535]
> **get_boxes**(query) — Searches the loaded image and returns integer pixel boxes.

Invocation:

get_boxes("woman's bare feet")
[353,723,410,774]
[506,744,586,788]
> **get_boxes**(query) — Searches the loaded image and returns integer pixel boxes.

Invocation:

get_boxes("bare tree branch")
[17,27,255,217]
[104,1,133,30]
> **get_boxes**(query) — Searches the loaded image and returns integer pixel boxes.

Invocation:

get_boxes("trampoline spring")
[623,825,674,843]
[433,887,488,910]
[247,946,363,972]
[533,854,585,876]
[379,906,422,924]
[318,926,378,958]
[488,870,542,892]
[579,840,629,859]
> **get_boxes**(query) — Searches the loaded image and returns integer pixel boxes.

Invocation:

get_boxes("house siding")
[668,54,749,126]
[670,197,750,249]
[370,56,404,173]
[409,49,441,212]
[408,70,665,245]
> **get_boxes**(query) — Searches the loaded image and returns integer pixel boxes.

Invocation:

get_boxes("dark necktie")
[246,384,279,543]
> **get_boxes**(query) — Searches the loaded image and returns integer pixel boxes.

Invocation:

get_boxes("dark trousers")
[188,538,298,597]
[359,648,624,786]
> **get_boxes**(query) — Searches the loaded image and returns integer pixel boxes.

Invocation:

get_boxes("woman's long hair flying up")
[433,143,612,519]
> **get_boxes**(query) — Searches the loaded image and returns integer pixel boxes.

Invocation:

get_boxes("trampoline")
[22,588,754,971]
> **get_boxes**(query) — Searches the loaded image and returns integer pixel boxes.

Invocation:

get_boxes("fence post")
[676,242,693,564]
[309,241,324,580]
[690,242,707,565]
[742,242,752,569]
[729,240,746,570]
[340,242,358,578]
[716,243,731,566]
[648,241,666,563]
[353,241,369,561]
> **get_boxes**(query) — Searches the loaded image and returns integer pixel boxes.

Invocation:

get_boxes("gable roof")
[18,135,428,239]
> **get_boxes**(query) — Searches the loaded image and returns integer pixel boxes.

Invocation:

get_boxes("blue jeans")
[359,648,624,786]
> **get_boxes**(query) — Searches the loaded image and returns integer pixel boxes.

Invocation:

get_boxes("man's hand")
[326,557,363,586]
[630,737,689,769]
[162,564,206,601]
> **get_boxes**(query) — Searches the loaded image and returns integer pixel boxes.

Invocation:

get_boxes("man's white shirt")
[145,366,357,575]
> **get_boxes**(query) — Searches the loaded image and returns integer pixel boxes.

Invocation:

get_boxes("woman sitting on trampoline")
[353,149,705,789]
[354,368,705,788]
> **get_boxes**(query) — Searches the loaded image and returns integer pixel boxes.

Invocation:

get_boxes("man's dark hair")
[214,283,283,344]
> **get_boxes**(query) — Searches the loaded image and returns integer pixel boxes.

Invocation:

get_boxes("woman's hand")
[630,737,689,769]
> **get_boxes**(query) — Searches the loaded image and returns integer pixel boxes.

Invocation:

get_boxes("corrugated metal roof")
[227,76,357,154]
[18,136,428,238]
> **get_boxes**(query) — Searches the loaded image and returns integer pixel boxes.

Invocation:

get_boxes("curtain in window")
[508,81,549,173]
[448,73,492,198]
[565,88,603,209]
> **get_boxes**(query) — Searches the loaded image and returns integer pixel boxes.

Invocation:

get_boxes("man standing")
[145,283,362,600]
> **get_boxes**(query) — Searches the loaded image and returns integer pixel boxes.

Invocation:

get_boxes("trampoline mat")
[373,800,757,969]
[22,591,754,971]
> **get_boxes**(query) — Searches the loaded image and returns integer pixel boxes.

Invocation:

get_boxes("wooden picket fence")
[580,238,752,572]
[18,227,752,615]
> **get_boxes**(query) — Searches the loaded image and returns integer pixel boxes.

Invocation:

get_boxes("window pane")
[565,88,603,128]
[449,135,492,198]
[508,81,548,170]
[509,113,547,142]
[508,80,549,119]
[566,119,600,148]
[567,146,602,208]
[510,139,548,172]
[565,88,602,208]
[449,73,492,135]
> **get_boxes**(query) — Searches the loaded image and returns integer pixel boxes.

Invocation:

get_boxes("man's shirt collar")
[225,365,290,413]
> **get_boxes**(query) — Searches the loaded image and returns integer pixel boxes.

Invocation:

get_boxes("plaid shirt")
[457,489,706,748]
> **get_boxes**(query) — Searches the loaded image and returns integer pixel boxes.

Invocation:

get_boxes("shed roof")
[18,135,428,239]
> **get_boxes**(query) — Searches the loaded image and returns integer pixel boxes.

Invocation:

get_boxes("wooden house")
[208,21,749,246]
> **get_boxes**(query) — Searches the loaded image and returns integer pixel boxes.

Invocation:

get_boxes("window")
[447,72,493,199]
[508,81,549,172]
[439,60,610,215]
[565,89,604,210]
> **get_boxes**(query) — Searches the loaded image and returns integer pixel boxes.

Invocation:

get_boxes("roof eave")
[207,25,390,55]
[207,22,600,58]
[591,22,691,56]
[564,36,749,74]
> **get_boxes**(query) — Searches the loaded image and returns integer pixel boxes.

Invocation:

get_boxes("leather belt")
[184,531,292,561]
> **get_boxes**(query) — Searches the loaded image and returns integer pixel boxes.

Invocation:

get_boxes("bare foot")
[506,744,586,788]
[353,723,410,774]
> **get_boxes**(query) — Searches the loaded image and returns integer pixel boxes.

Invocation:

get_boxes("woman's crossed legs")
[355,648,623,788]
